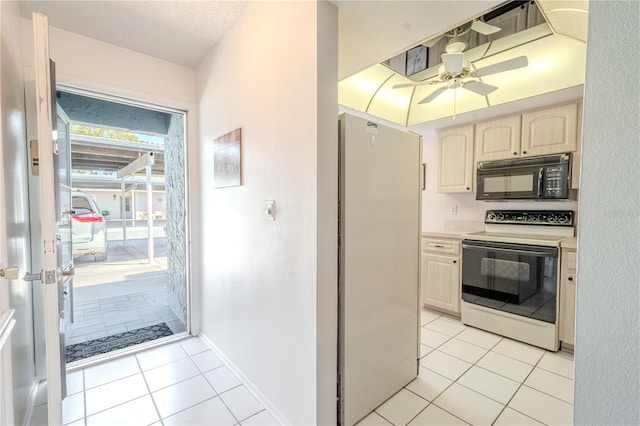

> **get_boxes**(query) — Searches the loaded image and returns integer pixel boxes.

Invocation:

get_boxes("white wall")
[1,2,35,424]
[21,20,197,108]
[196,2,337,424]
[574,2,640,424]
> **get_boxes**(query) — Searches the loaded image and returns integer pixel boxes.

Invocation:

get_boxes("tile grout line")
[420,309,551,425]
[489,346,564,425]
[139,342,244,424]
[135,352,164,424]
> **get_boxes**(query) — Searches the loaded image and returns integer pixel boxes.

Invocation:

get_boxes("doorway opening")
[57,88,189,364]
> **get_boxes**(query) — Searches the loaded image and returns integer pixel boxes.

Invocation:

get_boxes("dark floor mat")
[65,323,173,363]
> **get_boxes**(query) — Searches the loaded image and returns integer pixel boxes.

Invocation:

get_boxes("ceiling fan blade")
[418,86,447,104]
[474,56,528,77]
[463,80,498,96]
[441,53,464,74]
[392,80,442,89]
[471,19,501,35]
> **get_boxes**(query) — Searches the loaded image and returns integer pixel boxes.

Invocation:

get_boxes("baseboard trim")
[198,333,290,425]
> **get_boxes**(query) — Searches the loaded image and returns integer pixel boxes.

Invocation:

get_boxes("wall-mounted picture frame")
[406,45,427,76]
[213,128,242,188]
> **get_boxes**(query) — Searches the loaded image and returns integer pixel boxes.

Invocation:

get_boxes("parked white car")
[71,192,108,261]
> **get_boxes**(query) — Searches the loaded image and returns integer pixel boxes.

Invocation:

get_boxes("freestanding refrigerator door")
[338,113,421,425]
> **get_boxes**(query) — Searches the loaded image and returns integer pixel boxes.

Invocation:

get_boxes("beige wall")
[196,2,337,424]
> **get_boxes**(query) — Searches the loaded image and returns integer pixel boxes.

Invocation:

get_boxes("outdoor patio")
[67,228,185,351]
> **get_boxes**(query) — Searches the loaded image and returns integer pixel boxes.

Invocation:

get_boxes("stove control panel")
[485,210,574,226]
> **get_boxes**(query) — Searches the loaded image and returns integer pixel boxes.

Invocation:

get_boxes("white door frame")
[33,12,64,425]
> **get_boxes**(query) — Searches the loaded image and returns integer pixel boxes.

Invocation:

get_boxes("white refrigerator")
[338,113,422,425]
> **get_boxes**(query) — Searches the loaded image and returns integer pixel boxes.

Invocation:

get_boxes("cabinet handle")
[453,260,457,264]
[434,244,445,248]
[568,277,574,281]
[513,152,518,155]
[466,187,470,191]
[523,150,527,154]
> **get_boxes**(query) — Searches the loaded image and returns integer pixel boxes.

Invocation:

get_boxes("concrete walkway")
[69,237,185,348]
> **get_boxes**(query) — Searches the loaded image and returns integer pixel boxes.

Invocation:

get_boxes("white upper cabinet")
[521,103,578,157]
[435,102,581,193]
[436,125,474,193]
[475,115,522,162]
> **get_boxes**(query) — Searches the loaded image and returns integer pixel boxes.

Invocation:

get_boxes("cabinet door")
[475,115,522,161]
[559,249,577,346]
[421,253,460,314]
[521,103,578,157]
[436,125,474,193]
[560,272,576,345]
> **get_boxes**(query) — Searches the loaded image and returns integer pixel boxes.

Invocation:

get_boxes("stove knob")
[495,213,505,221]
[487,213,496,222]
[558,215,569,223]
[547,214,558,223]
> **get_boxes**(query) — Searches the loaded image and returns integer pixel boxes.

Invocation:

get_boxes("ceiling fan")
[393,37,528,105]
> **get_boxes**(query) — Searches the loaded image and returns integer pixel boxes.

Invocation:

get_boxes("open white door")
[32,12,67,425]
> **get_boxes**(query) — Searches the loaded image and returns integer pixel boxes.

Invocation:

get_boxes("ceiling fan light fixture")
[445,37,466,53]
[441,53,465,74]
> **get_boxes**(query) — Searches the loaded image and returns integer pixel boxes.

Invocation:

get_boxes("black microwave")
[476,153,571,200]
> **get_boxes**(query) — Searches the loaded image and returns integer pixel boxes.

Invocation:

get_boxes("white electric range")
[460,210,575,351]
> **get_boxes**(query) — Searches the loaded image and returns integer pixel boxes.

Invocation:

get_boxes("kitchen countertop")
[423,228,483,240]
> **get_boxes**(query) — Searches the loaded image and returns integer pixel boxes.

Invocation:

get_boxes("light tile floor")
[36,309,574,426]
[359,308,575,426]
[32,337,279,426]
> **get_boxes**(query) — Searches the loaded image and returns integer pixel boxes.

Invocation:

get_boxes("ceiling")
[19,1,589,129]
[337,0,589,127]
[18,1,250,68]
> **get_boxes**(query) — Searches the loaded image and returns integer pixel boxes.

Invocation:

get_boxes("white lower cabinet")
[560,248,577,348]
[421,237,461,315]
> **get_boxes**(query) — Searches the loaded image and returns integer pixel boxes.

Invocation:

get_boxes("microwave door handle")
[537,168,544,196]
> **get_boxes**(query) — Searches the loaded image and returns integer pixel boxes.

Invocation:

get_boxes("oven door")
[462,240,558,323]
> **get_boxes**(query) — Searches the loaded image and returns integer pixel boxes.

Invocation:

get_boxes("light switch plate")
[264,200,275,221]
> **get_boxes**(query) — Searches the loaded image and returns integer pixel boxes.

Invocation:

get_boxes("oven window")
[462,242,558,323]
[483,174,534,193]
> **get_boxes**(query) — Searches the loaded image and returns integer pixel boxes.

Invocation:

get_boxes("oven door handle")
[462,242,557,257]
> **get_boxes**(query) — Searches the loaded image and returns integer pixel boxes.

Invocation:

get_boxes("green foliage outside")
[71,124,140,142]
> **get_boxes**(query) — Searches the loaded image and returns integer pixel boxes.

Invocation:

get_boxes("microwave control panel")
[543,166,569,197]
